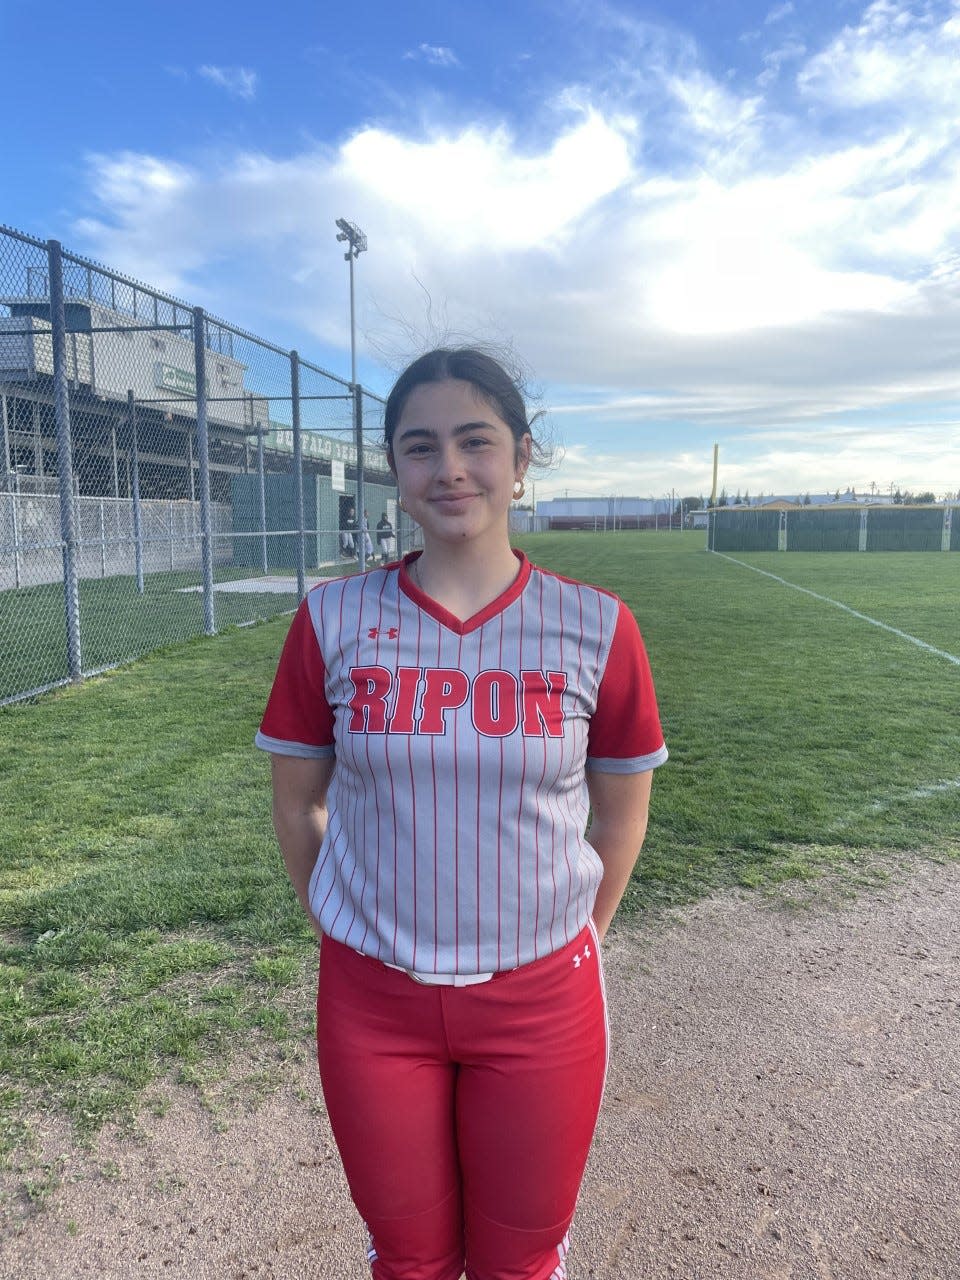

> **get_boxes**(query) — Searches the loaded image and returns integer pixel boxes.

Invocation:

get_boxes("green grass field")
[0,567,306,703]
[1,531,957,1172]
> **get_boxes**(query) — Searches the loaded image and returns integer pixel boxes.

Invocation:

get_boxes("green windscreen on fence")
[787,509,861,551]
[710,505,956,552]
[865,507,945,552]
[710,510,780,552]
[232,474,320,570]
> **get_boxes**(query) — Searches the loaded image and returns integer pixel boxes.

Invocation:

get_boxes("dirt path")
[4,858,959,1280]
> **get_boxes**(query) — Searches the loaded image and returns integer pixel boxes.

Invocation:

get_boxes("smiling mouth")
[431,493,480,503]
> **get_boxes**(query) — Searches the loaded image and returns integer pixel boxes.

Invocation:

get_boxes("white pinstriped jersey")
[256,551,667,974]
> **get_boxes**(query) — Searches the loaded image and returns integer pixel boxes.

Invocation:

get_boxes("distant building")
[536,496,681,530]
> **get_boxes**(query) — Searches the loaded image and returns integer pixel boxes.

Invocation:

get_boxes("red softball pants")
[317,923,608,1280]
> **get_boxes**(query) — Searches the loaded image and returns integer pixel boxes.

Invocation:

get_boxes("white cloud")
[198,64,258,100]
[765,2,795,23]
[404,44,461,68]
[665,69,761,139]
[339,110,633,251]
[798,1,960,110]
[757,39,806,87]
[539,422,960,502]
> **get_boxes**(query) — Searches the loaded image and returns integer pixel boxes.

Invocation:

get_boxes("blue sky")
[3,0,959,500]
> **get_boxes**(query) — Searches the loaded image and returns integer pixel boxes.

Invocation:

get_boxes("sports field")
[1,531,957,1167]
[0,567,303,705]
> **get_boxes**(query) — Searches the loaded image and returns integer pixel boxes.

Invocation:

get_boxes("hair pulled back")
[384,348,544,463]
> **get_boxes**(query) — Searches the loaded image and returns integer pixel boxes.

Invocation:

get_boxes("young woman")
[256,348,667,1280]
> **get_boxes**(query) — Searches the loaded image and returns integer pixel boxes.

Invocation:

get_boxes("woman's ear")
[516,433,533,476]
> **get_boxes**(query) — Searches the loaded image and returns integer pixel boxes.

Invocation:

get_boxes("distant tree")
[718,488,729,507]
[757,491,765,504]
[803,492,812,505]
[743,489,751,506]
[893,488,903,504]
[914,491,936,504]
[734,489,742,505]
[833,488,841,501]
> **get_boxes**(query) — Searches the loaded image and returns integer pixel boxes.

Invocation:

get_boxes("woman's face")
[390,379,530,552]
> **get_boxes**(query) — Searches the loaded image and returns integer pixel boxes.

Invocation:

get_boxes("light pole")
[335,218,368,566]
[335,218,367,385]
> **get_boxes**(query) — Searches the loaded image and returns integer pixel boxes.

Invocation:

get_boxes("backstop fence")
[0,225,416,705]
[708,506,959,554]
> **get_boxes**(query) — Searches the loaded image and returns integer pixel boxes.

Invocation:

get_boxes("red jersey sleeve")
[255,598,335,757]
[586,598,668,773]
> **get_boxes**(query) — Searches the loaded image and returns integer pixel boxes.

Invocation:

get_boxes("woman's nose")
[435,444,466,482]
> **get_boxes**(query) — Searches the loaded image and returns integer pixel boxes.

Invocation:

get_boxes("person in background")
[339,503,357,558]
[376,511,395,564]
[361,508,374,561]
[257,346,667,1280]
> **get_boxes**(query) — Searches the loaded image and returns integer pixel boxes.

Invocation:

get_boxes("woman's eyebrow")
[395,420,498,443]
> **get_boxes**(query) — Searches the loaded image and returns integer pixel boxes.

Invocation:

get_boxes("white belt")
[385,963,495,987]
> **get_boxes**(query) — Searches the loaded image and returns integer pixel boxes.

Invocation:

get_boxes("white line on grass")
[829,776,960,831]
[869,778,960,810]
[711,551,960,667]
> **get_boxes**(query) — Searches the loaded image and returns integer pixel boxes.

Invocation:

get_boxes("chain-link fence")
[0,225,418,705]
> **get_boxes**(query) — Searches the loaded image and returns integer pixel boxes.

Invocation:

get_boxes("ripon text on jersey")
[347,666,568,737]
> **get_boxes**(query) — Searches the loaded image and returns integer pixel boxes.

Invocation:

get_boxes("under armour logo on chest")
[367,627,399,639]
[572,944,592,968]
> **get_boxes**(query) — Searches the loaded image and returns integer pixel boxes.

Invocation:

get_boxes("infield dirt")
[3,856,958,1280]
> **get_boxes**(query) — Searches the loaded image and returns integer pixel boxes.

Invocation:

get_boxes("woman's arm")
[585,769,654,941]
[270,754,336,943]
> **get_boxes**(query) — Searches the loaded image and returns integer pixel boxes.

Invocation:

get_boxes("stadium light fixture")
[335,218,367,386]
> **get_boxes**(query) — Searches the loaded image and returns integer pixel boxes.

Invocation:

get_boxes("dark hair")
[383,347,546,464]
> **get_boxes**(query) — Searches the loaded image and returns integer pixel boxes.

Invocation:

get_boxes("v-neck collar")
[399,549,531,635]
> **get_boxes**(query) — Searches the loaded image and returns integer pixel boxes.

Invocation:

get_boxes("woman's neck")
[412,541,520,620]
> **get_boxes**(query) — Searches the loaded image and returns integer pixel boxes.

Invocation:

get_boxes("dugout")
[231,471,398,570]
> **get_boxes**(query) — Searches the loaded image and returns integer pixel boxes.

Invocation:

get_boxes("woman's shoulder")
[527,560,623,606]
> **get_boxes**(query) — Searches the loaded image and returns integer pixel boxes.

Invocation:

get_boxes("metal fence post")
[128,390,144,593]
[256,420,268,576]
[290,351,306,601]
[47,239,82,679]
[6,493,21,589]
[192,307,215,634]
[99,499,107,577]
[354,384,366,571]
